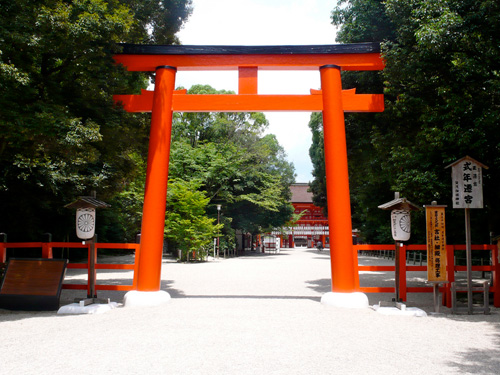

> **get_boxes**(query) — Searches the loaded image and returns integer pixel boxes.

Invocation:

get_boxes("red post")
[0,243,5,263]
[41,243,53,259]
[445,244,456,307]
[137,66,177,291]
[87,240,97,298]
[399,244,407,301]
[493,243,500,307]
[238,67,258,94]
[320,65,357,292]
[41,234,53,259]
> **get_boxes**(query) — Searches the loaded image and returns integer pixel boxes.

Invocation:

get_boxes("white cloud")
[174,0,337,182]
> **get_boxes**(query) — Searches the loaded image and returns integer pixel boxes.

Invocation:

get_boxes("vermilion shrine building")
[270,183,359,249]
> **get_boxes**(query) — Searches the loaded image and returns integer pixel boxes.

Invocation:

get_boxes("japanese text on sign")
[426,206,447,282]
[451,160,483,209]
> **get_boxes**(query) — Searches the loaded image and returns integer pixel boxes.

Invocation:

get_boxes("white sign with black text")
[451,158,484,209]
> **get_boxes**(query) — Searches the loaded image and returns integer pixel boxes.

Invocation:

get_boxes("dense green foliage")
[0,2,295,253]
[308,112,327,216]
[0,0,192,241]
[309,0,500,243]
[165,85,295,258]
[164,179,222,261]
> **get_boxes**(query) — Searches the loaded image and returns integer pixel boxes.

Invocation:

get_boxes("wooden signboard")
[426,206,447,282]
[0,258,68,311]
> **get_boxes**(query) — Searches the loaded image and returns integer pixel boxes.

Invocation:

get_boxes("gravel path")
[1,248,499,374]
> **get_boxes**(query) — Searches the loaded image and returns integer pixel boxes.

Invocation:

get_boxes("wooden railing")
[2,241,498,307]
[355,244,500,308]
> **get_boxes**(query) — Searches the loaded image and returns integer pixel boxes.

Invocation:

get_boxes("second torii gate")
[113,43,384,307]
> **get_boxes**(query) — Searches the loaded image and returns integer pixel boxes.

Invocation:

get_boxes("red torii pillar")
[137,66,177,292]
[114,44,384,308]
[320,65,357,292]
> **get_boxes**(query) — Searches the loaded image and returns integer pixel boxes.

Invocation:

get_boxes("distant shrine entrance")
[114,43,384,296]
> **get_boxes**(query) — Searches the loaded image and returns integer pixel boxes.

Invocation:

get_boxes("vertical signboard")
[426,205,447,282]
[447,156,488,314]
[451,157,484,209]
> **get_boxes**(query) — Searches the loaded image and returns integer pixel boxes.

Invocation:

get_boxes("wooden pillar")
[0,235,6,263]
[445,244,456,308]
[137,66,177,291]
[398,243,407,301]
[87,239,97,298]
[493,243,500,307]
[41,233,53,259]
[320,64,357,292]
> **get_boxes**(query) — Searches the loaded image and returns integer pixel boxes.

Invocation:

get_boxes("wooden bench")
[0,258,68,311]
[451,281,490,315]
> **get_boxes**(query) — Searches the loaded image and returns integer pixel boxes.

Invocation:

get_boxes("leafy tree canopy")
[164,178,221,261]
[309,0,500,243]
[0,0,192,241]
[168,85,296,247]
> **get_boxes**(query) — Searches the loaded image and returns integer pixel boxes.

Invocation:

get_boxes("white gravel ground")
[1,248,499,374]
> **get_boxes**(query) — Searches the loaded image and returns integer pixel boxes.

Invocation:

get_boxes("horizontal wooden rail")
[114,51,385,72]
[358,266,394,272]
[67,264,135,270]
[114,88,384,113]
[61,284,134,292]
[2,242,44,248]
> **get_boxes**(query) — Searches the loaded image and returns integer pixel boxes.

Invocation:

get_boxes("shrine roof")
[114,43,384,72]
[117,43,380,56]
[290,183,313,203]
[65,196,110,209]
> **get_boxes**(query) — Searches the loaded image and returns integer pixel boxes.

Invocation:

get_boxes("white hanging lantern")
[391,209,411,241]
[76,208,96,240]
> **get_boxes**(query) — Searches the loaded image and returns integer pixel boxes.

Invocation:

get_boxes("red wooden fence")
[355,244,500,308]
[1,241,498,307]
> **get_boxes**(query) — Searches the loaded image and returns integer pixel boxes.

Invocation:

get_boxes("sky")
[174,0,338,182]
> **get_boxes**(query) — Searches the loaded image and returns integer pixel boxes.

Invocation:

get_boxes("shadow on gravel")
[237,252,291,259]
[305,278,331,294]
[170,294,320,302]
[446,326,500,374]
[0,279,183,323]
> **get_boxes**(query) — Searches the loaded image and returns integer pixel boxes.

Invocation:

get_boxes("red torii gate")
[113,43,384,307]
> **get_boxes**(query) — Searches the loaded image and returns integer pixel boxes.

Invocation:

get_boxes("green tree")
[173,84,268,147]
[320,0,500,243]
[164,179,221,261]
[168,85,295,248]
[308,112,327,216]
[0,0,192,241]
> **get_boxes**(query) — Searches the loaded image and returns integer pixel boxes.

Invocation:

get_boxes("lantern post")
[65,192,110,305]
[378,192,420,303]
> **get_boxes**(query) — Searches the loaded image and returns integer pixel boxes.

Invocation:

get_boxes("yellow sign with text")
[426,206,447,282]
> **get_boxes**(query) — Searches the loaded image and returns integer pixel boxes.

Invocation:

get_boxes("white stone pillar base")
[321,292,369,309]
[123,290,171,308]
